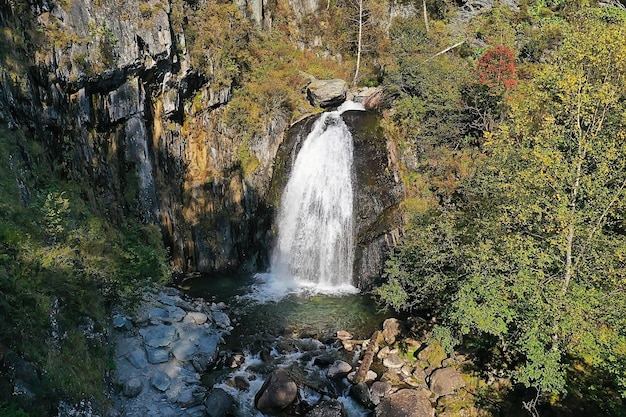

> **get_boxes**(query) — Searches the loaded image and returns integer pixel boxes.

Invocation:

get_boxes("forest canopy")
[378,3,626,414]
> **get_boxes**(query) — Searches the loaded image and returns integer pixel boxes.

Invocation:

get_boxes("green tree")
[380,8,626,410]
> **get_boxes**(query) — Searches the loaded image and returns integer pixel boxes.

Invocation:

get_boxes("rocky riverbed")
[109,287,232,417]
[104,287,476,417]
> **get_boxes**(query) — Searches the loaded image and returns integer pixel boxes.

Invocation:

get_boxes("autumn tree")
[464,44,518,133]
[380,7,626,412]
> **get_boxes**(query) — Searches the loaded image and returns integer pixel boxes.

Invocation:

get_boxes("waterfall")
[270,101,364,292]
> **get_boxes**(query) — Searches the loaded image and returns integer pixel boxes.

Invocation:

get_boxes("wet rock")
[347,370,377,384]
[370,380,393,399]
[305,399,347,417]
[326,360,352,379]
[428,367,465,397]
[336,330,353,340]
[260,349,272,362]
[306,79,348,108]
[225,353,245,368]
[297,338,324,351]
[150,372,171,392]
[374,389,434,417]
[183,312,209,325]
[139,324,178,347]
[234,375,250,391]
[383,351,405,369]
[254,368,298,414]
[313,353,336,367]
[382,318,402,345]
[123,378,143,398]
[213,311,231,330]
[171,339,199,361]
[177,386,207,407]
[126,349,148,369]
[145,346,169,364]
[350,382,376,408]
[204,388,235,417]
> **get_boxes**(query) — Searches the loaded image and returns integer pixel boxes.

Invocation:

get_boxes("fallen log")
[354,330,382,384]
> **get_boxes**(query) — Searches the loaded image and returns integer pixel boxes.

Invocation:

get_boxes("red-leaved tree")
[464,45,518,133]
[477,44,518,92]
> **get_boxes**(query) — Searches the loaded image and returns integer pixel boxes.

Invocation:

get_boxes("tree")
[353,0,363,86]
[464,44,518,133]
[380,8,626,410]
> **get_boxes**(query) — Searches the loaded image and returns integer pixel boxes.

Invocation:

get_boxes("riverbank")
[109,287,232,417]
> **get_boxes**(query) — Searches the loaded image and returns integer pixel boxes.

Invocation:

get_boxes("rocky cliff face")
[0,0,407,281]
[0,0,289,274]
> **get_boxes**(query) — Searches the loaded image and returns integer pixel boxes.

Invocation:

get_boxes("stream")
[180,272,390,417]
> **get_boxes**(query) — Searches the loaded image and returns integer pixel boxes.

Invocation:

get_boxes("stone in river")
[145,346,170,364]
[139,324,178,347]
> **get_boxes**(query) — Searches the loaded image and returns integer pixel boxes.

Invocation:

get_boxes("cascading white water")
[270,101,364,292]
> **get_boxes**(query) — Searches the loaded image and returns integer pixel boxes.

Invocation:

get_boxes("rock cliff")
[0,0,406,282]
[0,0,288,274]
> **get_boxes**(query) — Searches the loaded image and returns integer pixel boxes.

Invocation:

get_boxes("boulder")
[205,388,235,417]
[145,346,170,364]
[150,371,171,392]
[326,360,352,379]
[234,375,250,391]
[427,367,465,397]
[382,318,402,345]
[191,352,214,372]
[213,311,231,330]
[183,312,209,325]
[306,79,348,108]
[336,330,353,340]
[347,370,377,383]
[123,378,143,398]
[112,314,130,329]
[126,348,148,369]
[305,399,347,417]
[254,368,298,414]
[370,380,393,399]
[139,324,178,347]
[171,339,199,361]
[374,389,434,417]
[177,386,207,407]
[383,351,405,369]
[350,382,376,408]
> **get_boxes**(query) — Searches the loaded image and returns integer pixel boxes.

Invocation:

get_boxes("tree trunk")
[423,0,429,33]
[352,0,363,87]
[355,330,381,383]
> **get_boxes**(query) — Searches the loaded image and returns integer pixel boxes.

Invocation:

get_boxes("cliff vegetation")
[1,0,626,415]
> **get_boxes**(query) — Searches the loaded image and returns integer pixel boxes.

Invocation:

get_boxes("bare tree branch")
[422,40,465,63]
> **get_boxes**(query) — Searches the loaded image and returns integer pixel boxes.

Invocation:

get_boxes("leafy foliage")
[0,127,169,410]
[379,4,626,413]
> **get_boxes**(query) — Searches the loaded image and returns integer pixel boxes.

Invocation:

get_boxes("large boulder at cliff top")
[254,368,298,414]
[374,389,434,417]
[306,79,348,108]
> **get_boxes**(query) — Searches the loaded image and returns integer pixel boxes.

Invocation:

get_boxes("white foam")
[337,100,365,113]
[239,273,359,304]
